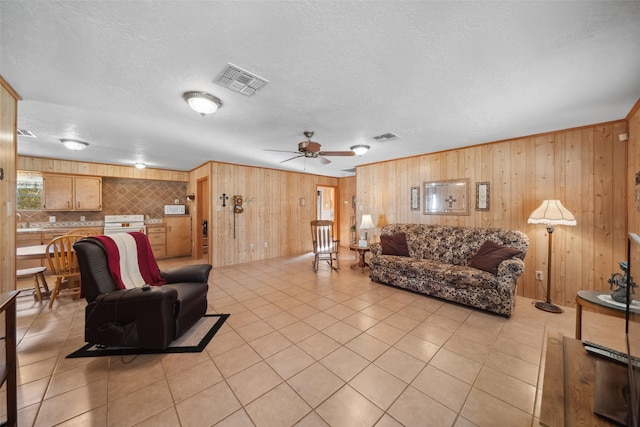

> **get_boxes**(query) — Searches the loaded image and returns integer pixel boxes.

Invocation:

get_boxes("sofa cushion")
[469,240,522,275]
[380,233,410,257]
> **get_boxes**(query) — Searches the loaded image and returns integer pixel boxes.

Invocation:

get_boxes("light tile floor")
[13,250,626,426]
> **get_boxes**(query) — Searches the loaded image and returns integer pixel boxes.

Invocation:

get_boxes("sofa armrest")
[161,264,212,284]
[496,257,525,280]
[369,243,382,257]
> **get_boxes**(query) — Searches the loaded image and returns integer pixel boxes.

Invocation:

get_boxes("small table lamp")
[528,200,577,313]
[359,214,375,247]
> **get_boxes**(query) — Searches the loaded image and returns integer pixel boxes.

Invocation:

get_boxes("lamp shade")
[527,200,576,226]
[360,214,375,229]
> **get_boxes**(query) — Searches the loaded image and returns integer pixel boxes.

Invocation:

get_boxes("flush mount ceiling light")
[134,162,146,169]
[60,139,89,151]
[183,91,222,116]
[350,145,370,155]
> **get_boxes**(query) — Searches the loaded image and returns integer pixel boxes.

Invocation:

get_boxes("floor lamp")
[527,200,577,313]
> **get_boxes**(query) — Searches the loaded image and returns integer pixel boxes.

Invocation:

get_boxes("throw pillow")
[469,240,522,275]
[380,233,410,257]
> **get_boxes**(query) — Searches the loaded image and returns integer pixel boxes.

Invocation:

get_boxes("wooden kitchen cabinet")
[42,174,73,210]
[42,174,102,211]
[165,216,191,257]
[147,225,167,259]
[74,176,102,210]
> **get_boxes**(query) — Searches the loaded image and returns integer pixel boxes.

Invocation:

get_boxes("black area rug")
[66,313,229,358]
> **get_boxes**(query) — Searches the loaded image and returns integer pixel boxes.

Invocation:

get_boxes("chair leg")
[49,278,61,309]
[38,272,50,293]
[39,273,51,298]
[32,275,42,302]
[34,272,49,302]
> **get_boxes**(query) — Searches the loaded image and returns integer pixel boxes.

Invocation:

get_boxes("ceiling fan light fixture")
[351,145,370,155]
[183,91,222,116]
[61,139,89,151]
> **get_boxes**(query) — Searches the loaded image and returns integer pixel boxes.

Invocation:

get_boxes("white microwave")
[164,205,186,215]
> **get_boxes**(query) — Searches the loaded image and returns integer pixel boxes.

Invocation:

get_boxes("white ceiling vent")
[214,63,269,97]
[372,132,399,141]
[17,129,36,137]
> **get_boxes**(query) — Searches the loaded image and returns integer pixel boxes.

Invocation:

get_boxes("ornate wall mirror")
[423,179,470,215]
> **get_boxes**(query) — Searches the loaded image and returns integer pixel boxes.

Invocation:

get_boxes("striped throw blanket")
[90,232,165,289]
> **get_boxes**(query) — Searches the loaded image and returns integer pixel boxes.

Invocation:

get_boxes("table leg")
[350,250,369,273]
[360,251,368,273]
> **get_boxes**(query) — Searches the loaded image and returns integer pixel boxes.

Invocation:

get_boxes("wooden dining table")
[16,245,49,260]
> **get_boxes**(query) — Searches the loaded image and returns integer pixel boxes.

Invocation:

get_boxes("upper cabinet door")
[42,175,74,210]
[74,176,102,210]
[42,174,102,211]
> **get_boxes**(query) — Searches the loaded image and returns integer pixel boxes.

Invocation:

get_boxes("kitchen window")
[17,171,43,210]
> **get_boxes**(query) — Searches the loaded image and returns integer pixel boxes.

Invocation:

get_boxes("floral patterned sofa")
[368,224,529,317]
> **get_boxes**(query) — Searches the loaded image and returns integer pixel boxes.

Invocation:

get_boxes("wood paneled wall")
[189,161,339,267]
[1,76,19,294]
[356,120,629,307]
[18,156,189,182]
[628,101,640,261]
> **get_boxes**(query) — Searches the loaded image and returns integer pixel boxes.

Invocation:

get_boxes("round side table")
[349,244,370,273]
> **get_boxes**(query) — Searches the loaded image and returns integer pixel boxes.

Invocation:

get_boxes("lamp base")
[534,301,564,313]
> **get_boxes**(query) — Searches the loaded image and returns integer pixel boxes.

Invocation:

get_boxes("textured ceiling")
[1,1,639,177]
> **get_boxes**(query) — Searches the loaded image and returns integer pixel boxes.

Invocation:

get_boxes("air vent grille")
[17,129,36,137]
[342,168,357,173]
[214,63,269,96]
[373,132,399,141]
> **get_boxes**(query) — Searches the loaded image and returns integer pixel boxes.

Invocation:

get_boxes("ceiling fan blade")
[318,156,331,165]
[264,149,301,154]
[281,154,304,163]
[318,151,356,157]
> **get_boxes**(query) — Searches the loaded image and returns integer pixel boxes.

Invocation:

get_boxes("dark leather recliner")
[74,238,211,349]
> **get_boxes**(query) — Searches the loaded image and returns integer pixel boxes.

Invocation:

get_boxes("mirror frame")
[423,178,470,215]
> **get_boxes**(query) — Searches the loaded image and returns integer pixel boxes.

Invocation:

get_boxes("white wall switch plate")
[49,216,56,222]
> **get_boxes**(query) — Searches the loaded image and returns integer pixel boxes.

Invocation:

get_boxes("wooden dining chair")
[45,234,85,308]
[310,220,340,272]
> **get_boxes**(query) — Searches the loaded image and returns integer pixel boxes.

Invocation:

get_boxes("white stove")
[103,214,146,236]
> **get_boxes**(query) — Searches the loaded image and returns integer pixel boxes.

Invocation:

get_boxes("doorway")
[316,185,339,239]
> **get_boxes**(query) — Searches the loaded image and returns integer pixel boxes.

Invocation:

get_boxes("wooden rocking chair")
[310,220,340,272]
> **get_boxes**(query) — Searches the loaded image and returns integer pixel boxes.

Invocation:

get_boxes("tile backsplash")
[18,177,187,224]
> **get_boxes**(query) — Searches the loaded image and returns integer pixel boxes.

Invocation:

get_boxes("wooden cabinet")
[42,174,102,211]
[165,216,191,257]
[42,175,73,210]
[147,225,166,259]
[74,176,102,210]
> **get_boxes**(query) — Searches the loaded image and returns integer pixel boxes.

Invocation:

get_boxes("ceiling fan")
[265,131,356,164]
